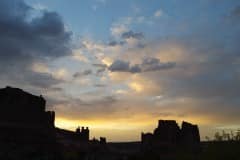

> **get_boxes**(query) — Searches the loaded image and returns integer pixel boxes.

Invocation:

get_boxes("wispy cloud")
[154,9,163,18]
[108,58,176,73]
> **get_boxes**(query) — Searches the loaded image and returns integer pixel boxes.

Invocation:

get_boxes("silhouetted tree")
[235,129,240,141]
[214,132,223,141]
[214,130,240,142]
[230,131,234,141]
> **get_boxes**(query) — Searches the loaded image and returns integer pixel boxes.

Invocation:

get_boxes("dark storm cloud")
[0,0,30,20]
[108,58,176,73]
[0,1,71,59]
[73,69,92,78]
[0,0,71,88]
[121,30,144,40]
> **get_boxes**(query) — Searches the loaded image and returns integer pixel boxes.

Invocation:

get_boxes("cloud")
[154,9,163,18]
[96,68,106,74]
[26,72,63,88]
[141,57,176,72]
[106,30,144,49]
[0,0,238,141]
[73,69,92,78]
[0,11,71,59]
[48,2,240,141]
[94,84,106,88]
[108,60,130,72]
[110,17,133,38]
[93,63,108,74]
[32,3,48,11]
[0,0,30,20]
[108,58,176,73]
[93,63,108,68]
[108,40,125,46]
[52,94,119,120]
[129,64,142,73]
[0,0,71,88]
[108,41,118,46]
[72,50,89,62]
[31,62,50,73]
[121,30,144,40]
[110,24,129,38]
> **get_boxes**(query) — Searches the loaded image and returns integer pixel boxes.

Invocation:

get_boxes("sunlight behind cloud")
[102,57,113,66]
[53,68,69,80]
[129,82,144,93]
[72,50,89,62]
[32,63,50,73]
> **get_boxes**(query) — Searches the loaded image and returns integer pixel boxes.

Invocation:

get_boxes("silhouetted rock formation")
[0,86,55,145]
[76,126,90,141]
[141,120,200,150]
[0,86,100,159]
[180,121,200,145]
[56,126,89,144]
[153,120,180,144]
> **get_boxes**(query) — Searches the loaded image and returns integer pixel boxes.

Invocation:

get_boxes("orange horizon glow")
[55,115,218,142]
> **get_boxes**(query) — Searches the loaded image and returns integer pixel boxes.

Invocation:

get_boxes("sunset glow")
[1,0,240,142]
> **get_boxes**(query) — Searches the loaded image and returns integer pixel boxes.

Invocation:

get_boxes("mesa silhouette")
[0,86,55,144]
[142,120,200,147]
[0,86,202,160]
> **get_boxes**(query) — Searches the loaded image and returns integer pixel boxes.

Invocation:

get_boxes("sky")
[0,0,240,142]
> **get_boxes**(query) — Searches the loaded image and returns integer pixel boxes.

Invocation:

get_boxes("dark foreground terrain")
[0,141,239,160]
